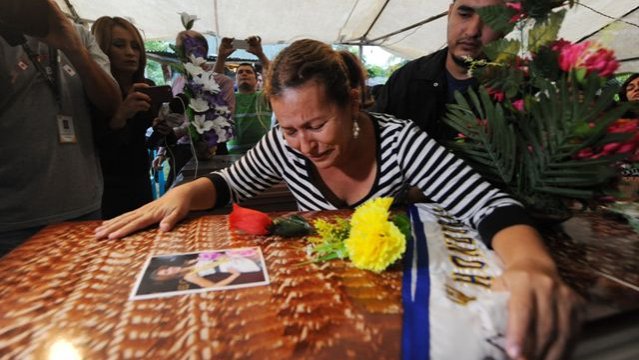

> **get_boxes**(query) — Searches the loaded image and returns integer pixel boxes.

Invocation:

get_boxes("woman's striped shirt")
[207,112,531,244]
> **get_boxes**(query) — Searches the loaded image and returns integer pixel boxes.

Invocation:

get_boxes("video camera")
[0,0,51,46]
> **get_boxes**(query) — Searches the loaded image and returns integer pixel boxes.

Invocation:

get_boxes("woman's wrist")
[492,225,557,271]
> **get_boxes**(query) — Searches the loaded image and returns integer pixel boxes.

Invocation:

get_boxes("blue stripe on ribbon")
[402,205,431,360]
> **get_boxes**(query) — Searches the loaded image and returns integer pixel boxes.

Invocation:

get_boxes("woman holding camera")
[91,17,159,218]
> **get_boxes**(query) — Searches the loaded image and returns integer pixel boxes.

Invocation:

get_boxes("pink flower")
[551,39,571,52]
[575,119,639,161]
[506,2,525,23]
[487,87,505,102]
[514,56,530,77]
[512,99,525,112]
[557,41,620,77]
[582,48,619,77]
[506,1,522,12]
[576,148,595,159]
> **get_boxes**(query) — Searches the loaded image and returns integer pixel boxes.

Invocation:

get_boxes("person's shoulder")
[387,48,448,83]
[369,111,415,129]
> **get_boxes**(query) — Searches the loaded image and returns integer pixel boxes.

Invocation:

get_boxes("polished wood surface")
[0,208,638,359]
[0,210,401,359]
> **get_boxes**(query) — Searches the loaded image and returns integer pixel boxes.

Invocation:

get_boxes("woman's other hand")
[492,225,584,360]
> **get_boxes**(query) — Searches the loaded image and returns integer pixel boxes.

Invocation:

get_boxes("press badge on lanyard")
[56,114,77,143]
[23,44,77,143]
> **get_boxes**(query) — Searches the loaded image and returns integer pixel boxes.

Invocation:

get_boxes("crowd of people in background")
[2,1,638,358]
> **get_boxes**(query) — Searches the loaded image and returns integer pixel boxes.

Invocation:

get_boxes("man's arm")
[213,37,234,74]
[247,35,269,72]
[42,0,120,116]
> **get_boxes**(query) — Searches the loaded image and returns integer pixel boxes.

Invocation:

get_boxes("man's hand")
[40,0,82,52]
[218,37,235,59]
[246,36,264,57]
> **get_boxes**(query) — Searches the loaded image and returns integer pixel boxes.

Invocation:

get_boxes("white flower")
[184,62,204,77]
[192,114,215,134]
[211,115,233,142]
[215,105,230,115]
[189,54,207,66]
[179,12,199,30]
[189,97,210,113]
[194,72,221,94]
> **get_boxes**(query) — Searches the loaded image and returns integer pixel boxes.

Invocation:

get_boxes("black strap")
[22,43,61,107]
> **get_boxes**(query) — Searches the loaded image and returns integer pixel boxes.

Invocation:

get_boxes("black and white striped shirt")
[208,112,531,244]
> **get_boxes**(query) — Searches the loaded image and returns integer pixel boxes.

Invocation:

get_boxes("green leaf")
[483,39,521,63]
[528,10,565,52]
[271,214,313,237]
[476,5,517,35]
[391,214,412,240]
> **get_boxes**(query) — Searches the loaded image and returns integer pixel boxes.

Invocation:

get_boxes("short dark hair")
[237,62,256,75]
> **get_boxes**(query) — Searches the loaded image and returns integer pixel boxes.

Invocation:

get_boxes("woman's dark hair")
[265,39,372,109]
[620,73,639,102]
[91,16,147,84]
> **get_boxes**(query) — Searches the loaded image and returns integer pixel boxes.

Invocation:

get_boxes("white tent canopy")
[55,0,638,69]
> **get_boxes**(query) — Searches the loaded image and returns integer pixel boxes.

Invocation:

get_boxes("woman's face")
[109,25,141,76]
[626,77,639,102]
[156,266,182,277]
[271,81,357,169]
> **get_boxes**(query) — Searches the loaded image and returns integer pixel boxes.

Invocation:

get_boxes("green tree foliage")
[144,40,170,85]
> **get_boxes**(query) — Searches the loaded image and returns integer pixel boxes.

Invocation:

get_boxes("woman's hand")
[95,177,217,239]
[109,83,152,129]
[492,225,584,360]
[95,184,192,239]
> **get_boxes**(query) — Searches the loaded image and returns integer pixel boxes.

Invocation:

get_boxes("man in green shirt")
[215,36,272,154]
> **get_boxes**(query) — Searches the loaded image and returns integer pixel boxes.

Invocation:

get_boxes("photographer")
[213,36,273,154]
[0,0,121,256]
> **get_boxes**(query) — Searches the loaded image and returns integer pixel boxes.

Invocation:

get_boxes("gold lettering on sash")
[445,240,480,257]
[451,256,485,269]
[452,273,492,288]
[444,236,475,245]
[445,284,477,305]
[441,225,468,234]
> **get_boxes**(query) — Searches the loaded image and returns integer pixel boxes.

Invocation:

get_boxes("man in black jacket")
[374,0,504,141]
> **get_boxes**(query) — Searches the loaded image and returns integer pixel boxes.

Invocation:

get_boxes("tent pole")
[62,0,83,24]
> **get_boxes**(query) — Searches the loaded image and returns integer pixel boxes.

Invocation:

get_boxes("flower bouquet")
[177,36,234,160]
[228,198,410,273]
[444,0,638,218]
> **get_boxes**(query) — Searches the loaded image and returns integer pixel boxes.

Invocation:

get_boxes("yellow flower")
[345,197,406,273]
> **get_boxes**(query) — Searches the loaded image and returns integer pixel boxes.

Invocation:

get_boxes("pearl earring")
[353,119,360,139]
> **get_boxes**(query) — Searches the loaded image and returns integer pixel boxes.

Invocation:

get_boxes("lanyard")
[22,43,61,107]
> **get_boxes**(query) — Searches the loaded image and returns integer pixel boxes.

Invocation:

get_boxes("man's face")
[447,0,503,66]
[236,65,258,93]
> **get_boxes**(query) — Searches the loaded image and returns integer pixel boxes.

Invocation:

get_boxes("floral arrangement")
[228,198,410,273]
[308,197,409,273]
[444,0,638,216]
[177,33,234,159]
